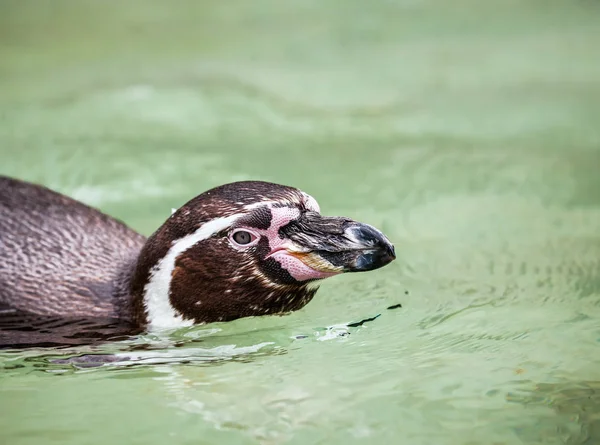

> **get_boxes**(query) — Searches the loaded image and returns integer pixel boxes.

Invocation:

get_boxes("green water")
[1,0,600,443]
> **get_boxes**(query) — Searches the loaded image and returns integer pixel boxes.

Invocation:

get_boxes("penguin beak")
[279,212,396,274]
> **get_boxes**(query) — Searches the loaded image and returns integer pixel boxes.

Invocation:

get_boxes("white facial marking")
[243,201,270,211]
[302,192,320,213]
[143,213,243,330]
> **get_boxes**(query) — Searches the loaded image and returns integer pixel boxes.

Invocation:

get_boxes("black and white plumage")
[0,176,395,341]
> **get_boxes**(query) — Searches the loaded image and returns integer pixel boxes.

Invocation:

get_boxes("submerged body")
[0,177,144,320]
[0,176,395,333]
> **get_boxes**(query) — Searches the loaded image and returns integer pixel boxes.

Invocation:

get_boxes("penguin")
[0,176,395,335]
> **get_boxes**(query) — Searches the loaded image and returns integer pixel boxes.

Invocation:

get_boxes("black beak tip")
[388,244,396,260]
[353,242,396,272]
[341,223,396,272]
[380,242,397,266]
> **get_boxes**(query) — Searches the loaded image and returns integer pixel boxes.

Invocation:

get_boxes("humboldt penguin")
[0,176,395,333]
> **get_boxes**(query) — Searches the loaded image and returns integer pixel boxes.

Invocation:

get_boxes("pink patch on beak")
[269,250,338,281]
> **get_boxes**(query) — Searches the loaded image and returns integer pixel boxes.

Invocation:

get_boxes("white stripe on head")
[243,200,272,211]
[243,192,320,213]
[143,213,243,330]
[301,192,320,213]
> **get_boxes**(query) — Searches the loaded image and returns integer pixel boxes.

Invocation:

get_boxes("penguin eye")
[230,229,258,247]
[233,231,252,244]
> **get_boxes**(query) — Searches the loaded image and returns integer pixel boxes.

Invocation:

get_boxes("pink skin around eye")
[235,206,340,282]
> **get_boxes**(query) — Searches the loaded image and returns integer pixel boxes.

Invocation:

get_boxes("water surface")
[1,1,600,444]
